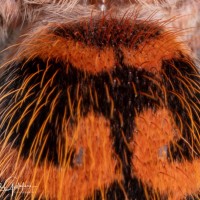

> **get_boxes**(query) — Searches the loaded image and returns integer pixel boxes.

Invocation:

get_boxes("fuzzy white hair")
[0,0,199,59]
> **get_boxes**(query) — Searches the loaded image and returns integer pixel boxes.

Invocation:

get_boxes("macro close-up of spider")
[0,0,199,199]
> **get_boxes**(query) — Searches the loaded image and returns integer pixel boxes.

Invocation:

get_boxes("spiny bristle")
[13,17,187,74]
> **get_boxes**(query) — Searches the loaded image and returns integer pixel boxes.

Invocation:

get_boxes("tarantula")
[0,0,199,199]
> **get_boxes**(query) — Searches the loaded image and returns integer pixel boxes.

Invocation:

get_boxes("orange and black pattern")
[0,12,199,200]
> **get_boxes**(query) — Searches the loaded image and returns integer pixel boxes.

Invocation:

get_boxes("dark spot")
[0,14,4,26]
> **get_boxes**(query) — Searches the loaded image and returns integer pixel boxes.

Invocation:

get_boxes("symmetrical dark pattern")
[0,19,199,199]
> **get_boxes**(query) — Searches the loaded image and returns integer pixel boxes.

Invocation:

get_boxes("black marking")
[86,180,147,200]
[0,56,199,199]
[0,56,162,199]
[162,58,200,162]
[86,180,167,200]
[53,19,162,49]
[0,57,160,165]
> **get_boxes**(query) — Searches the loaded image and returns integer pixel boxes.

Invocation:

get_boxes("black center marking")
[53,19,161,49]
